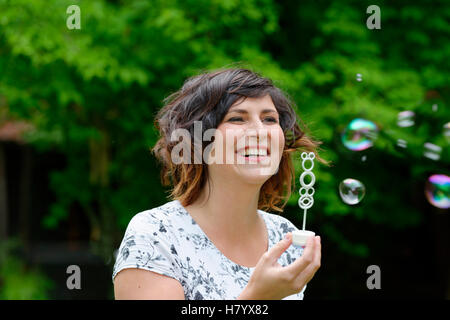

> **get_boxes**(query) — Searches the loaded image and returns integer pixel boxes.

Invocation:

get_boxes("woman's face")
[207,94,285,185]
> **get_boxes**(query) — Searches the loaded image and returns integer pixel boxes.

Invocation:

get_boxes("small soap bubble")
[425,174,450,209]
[361,155,367,162]
[397,111,415,127]
[341,118,378,151]
[356,73,363,82]
[339,178,366,205]
[432,104,438,112]
[397,139,408,148]
[444,122,450,142]
[423,142,442,161]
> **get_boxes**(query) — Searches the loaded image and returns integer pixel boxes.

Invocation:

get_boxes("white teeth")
[239,148,268,156]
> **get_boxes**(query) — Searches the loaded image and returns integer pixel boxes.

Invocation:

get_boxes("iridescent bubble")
[341,118,378,151]
[339,178,366,205]
[397,111,415,127]
[356,73,363,82]
[425,174,450,209]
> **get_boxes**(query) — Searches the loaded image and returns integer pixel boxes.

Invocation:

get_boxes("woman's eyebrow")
[227,108,279,115]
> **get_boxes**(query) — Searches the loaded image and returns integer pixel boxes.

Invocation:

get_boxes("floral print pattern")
[112,200,307,300]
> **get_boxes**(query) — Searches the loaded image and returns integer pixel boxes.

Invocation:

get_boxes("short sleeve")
[112,210,183,284]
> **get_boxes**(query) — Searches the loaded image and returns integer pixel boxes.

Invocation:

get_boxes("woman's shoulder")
[126,200,187,232]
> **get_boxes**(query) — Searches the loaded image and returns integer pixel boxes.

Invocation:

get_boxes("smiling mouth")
[235,146,271,164]
[235,146,270,157]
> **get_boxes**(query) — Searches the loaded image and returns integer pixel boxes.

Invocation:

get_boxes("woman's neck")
[184,178,263,243]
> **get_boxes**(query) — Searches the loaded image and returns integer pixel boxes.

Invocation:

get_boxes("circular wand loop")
[292,152,316,247]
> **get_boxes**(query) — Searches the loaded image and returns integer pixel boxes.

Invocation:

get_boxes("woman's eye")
[264,117,278,123]
[227,117,278,123]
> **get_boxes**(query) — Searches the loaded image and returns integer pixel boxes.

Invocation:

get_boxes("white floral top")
[112,199,307,300]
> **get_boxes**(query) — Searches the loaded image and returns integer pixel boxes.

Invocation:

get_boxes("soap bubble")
[397,111,415,127]
[444,122,450,142]
[341,118,378,151]
[356,73,363,82]
[432,104,438,112]
[425,174,450,209]
[397,139,408,148]
[339,178,366,205]
[423,142,442,161]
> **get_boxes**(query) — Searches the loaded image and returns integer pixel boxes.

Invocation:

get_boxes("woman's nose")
[245,121,269,142]
[247,117,265,130]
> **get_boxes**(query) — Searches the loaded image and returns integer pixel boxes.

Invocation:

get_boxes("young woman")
[113,68,326,300]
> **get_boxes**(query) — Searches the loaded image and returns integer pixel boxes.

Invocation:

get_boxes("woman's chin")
[233,165,275,183]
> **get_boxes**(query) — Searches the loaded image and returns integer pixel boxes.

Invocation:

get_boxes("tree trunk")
[0,143,8,241]
[18,145,32,252]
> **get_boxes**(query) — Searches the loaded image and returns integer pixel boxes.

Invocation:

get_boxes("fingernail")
[284,233,290,240]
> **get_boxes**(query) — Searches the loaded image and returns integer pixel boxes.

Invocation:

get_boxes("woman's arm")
[114,268,185,300]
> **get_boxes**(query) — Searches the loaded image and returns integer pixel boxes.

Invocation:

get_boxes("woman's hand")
[238,232,321,300]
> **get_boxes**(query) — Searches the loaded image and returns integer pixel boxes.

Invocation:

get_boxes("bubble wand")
[292,152,316,247]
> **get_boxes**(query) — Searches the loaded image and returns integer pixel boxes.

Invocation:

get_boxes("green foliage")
[0,240,54,299]
[0,0,448,263]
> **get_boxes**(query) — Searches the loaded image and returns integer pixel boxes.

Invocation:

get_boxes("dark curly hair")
[151,67,328,213]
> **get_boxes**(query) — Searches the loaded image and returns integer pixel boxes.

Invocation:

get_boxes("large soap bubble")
[425,174,450,209]
[341,118,378,151]
[339,178,366,205]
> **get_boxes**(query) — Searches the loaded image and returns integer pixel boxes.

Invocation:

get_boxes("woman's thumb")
[268,232,292,261]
